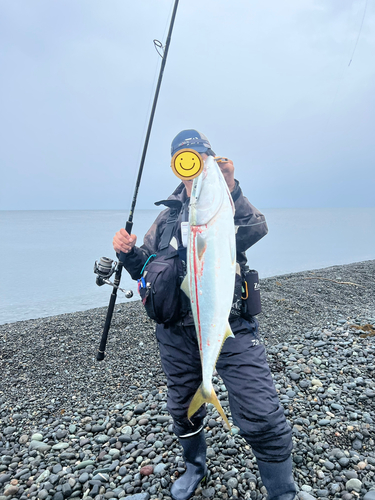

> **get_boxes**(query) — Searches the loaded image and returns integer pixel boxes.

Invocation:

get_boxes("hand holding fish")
[183,154,235,196]
[215,157,236,192]
[113,228,137,254]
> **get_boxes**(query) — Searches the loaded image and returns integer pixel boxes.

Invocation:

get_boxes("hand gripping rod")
[97,0,179,361]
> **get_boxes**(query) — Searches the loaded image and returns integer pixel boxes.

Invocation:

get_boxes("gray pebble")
[346,479,362,492]
[323,460,335,470]
[298,493,317,500]
[202,486,216,498]
[29,440,51,452]
[153,463,167,474]
[79,472,89,483]
[227,477,238,488]
[123,494,150,500]
[38,489,49,500]
[339,457,350,467]
[118,466,127,476]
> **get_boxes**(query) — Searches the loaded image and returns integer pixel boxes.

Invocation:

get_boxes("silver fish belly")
[183,155,236,429]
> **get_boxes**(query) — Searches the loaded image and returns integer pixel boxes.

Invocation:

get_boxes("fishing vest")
[138,198,260,325]
[137,199,190,325]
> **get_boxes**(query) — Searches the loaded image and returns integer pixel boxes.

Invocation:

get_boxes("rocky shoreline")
[1,260,375,500]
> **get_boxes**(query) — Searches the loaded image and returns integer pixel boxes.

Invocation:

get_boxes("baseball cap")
[171,129,212,156]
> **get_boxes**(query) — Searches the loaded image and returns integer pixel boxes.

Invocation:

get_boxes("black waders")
[257,456,297,500]
[170,430,207,500]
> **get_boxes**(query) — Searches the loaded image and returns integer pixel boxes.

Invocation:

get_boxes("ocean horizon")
[1,207,375,325]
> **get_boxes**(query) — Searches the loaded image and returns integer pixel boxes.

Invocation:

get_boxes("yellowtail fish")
[181,155,236,429]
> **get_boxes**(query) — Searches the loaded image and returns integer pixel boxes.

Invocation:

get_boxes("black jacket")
[120,180,268,280]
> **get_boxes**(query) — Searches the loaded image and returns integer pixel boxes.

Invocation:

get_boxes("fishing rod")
[94,0,179,361]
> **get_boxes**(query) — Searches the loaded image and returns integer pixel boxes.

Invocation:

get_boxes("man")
[113,130,296,500]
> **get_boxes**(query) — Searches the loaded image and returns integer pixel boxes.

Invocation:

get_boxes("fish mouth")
[179,162,195,171]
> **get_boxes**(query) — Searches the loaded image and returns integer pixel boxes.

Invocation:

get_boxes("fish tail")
[187,384,231,432]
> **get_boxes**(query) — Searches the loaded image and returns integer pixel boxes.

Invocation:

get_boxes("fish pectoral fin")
[180,276,190,298]
[225,322,235,340]
[197,233,207,259]
[188,384,232,432]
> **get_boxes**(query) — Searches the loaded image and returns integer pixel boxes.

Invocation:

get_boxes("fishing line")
[325,0,368,128]
[132,2,174,200]
[160,1,175,46]
[348,0,368,66]
[131,56,161,200]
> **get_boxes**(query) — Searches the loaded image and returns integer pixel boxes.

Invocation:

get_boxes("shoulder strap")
[154,199,182,251]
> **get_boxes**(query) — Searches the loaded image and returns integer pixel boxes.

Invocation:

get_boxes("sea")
[1,208,374,325]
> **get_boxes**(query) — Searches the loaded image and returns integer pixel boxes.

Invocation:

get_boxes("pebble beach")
[1,260,375,500]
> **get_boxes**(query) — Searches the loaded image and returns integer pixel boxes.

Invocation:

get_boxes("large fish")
[181,155,236,429]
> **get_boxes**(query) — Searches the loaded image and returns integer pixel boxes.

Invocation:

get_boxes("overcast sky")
[1,0,374,210]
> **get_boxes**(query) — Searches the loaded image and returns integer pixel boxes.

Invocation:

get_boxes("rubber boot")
[257,456,297,500]
[170,430,207,500]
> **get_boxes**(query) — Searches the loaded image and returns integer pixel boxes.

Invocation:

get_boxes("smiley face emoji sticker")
[171,148,204,180]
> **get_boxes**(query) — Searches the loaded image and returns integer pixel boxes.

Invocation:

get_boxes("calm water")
[1,208,374,325]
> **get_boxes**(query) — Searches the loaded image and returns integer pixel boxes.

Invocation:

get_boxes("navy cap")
[171,129,212,156]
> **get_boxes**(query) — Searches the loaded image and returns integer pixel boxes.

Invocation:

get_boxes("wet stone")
[76,460,95,469]
[139,465,153,476]
[31,433,43,441]
[346,479,362,492]
[227,477,238,488]
[153,463,167,474]
[92,473,109,482]
[339,457,350,467]
[61,483,72,497]
[202,486,216,498]
[323,461,335,470]
[345,471,358,480]
[29,440,51,453]
[352,439,363,450]
[134,403,147,415]
[95,434,109,444]
[49,473,60,485]
[318,419,331,426]
[3,485,19,496]
[0,475,12,485]
[124,494,150,500]
[52,492,64,500]
[56,430,67,439]
[79,472,89,483]
[38,489,49,500]
[118,466,127,477]
[19,435,28,444]
[298,492,317,500]
[52,464,62,474]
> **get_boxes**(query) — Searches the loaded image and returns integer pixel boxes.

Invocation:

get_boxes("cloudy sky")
[1,0,374,210]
